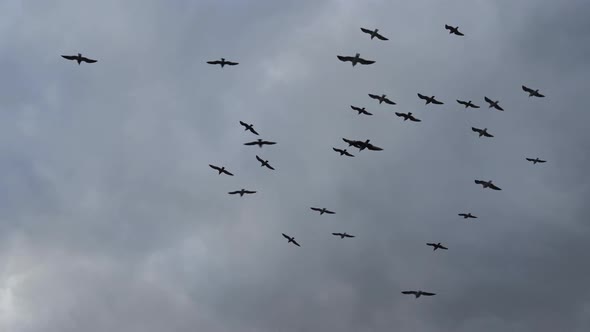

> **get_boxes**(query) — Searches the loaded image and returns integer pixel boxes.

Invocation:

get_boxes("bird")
[368,94,396,105]
[471,127,494,138]
[332,232,355,239]
[244,139,277,148]
[256,155,275,170]
[350,105,373,116]
[484,96,504,111]
[395,112,421,122]
[444,25,464,36]
[337,53,375,66]
[360,27,389,40]
[332,148,354,157]
[228,189,257,197]
[522,85,545,98]
[239,121,259,135]
[282,233,300,247]
[426,242,448,251]
[458,213,477,219]
[310,207,335,215]
[61,53,97,65]
[526,157,547,164]
[207,58,239,68]
[456,100,480,108]
[342,138,383,152]
[417,93,444,105]
[401,290,436,298]
[474,179,502,191]
[209,164,234,176]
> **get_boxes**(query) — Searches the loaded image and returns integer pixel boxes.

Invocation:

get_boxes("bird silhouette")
[310,207,335,215]
[350,105,373,116]
[360,27,389,40]
[444,25,464,36]
[368,94,396,105]
[239,121,259,135]
[209,164,234,176]
[337,53,375,66]
[395,112,421,122]
[522,85,545,98]
[471,127,494,138]
[61,53,97,65]
[426,242,448,250]
[244,139,277,148]
[526,157,547,164]
[282,233,300,247]
[456,100,480,108]
[332,232,355,239]
[401,290,436,298]
[458,213,477,219]
[207,58,239,68]
[332,148,354,157]
[256,155,275,170]
[484,96,504,111]
[417,93,444,105]
[474,180,502,191]
[228,189,257,197]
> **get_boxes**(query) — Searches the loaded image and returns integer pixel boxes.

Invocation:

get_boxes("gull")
[239,121,259,135]
[456,100,480,108]
[395,112,421,122]
[310,207,335,215]
[337,53,375,66]
[526,157,547,164]
[471,127,494,138]
[426,242,448,251]
[444,25,464,36]
[228,189,257,197]
[61,53,97,65]
[368,94,396,105]
[401,290,436,298]
[342,138,383,152]
[458,213,477,219]
[350,105,373,116]
[522,85,545,98]
[244,139,277,147]
[332,147,354,157]
[360,27,389,40]
[256,155,275,170]
[484,96,504,111]
[474,179,502,191]
[282,233,300,247]
[417,93,444,105]
[209,164,234,176]
[332,232,355,239]
[207,58,239,68]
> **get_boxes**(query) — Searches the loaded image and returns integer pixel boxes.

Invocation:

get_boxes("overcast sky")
[0,0,589,331]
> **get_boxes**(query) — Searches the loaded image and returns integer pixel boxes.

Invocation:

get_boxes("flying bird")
[401,290,436,298]
[395,112,421,122]
[228,189,257,197]
[332,232,355,239]
[61,53,97,65]
[522,85,545,98]
[256,155,275,170]
[426,242,448,251]
[209,164,234,176]
[332,148,354,157]
[458,213,477,219]
[484,96,504,111]
[456,100,480,108]
[239,121,259,135]
[474,179,502,191]
[310,207,335,215]
[444,25,464,36]
[350,105,373,116]
[360,27,389,40]
[342,138,383,152]
[207,58,239,67]
[282,233,300,247]
[337,53,375,66]
[526,157,547,164]
[471,127,494,138]
[368,94,396,105]
[244,139,277,147]
[417,93,444,105]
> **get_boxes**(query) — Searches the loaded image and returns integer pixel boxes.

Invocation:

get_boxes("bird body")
[337,53,375,66]
[207,58,239,68]
[61,53,97,65]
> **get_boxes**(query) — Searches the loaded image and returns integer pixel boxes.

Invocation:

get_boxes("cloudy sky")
[1,0,589,331]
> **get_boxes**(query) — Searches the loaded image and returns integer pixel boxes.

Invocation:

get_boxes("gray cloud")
[0,0,589,331]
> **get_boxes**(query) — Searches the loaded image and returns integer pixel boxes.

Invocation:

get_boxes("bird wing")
[244,141,257,145]
[426,243,435,246]
[440,245,448,250]
[360,27,372,34]
[292,240,300,247]
[256,155,264,163]
[489,184,502,190]
[244,190,257,194]
[417,93,428,100]
[209,164,220,171]
[228,191,239,194]
[522,85,533,93]
[537,159,547,163]
[344,151,354,157]
[80,57,97,63]
[332,233,342,236]
[282,233,290,240]
[363,110,373,115]
[375,32,388,40]
[342,138,357,146]
[475,180,485,185]
[324,210,335,214]
[250,128,259,135]
[395,112,405,117]
[310,207,321,212]
[239,121,248,127]
[223,170,234,176]
[366,144,383,151]
[357,57,375,65]
[495,104,504,111]
[455,30,464,36]
[431,99,444,105]
[337,55,354,62]
[457,100,467,105]
[350,105,361,111]
[458,214,467,217]
[471,103,480,108]
[344,234,355,238]
[61,55,78,61]
[484,96,493,104]
[402,291,417,295]
[444,24,452,30]
[471,127,482,133]
[368,94,379,100]
[207,60,221,65]
[382,98,395,105]
[262,141,276,145]
[410,116,421,122]
[226,61,239,65]
[421,292,436,296]
[526,158,534,162]
[483,132,494,137]
[537,92,545,97]
[333,148,342,153]
[267,164,275,170]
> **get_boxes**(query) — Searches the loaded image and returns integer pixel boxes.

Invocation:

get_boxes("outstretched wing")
[375,32,388,40]
[209,164,220,171]
[522,85,533,93]
[402,291,417,295]
[363,110,373,115]
[395,112,405,117]
[471,127,482,133]
[262,141,276,145]
[474,180,485,185]
[409,116,421,122]
[324,210,335,214]
[310,207,321,212]
[250,128,259,135]
[350,105,362,112]
[80,56,97,63]
[488,184,502,191]
[494,104,504,111]
[458,214,467,217]
[368,94,380,100]
[470,103,480,108]
[225,61,239,66]
[344,234,355,238]
[483,131,494,137]
[244,141,257,146]
[455,30,464,36]
[444,24,452,31]
[256,155,264,163]
[61,55,77,60]
[282,233,290,240]
[337,55,354,62]
[228,191,239,195]
[244,190,257,194]
[457,100,467,106]
[537,159,547,163]
[417,93,428,100]
[292,239,300,247]
[439,245,448,250]
[357,57,375,65]
[426,243,435,246]
[267,164,275,170]
[421,292,436,296]
[382,97,396,105]
[332,233,342,236]
[344,151,354,157]
[366,144,383,151]
[431,99,444,105]
[207,60,221,65]
[360,27,373,34]
[484,96,493,104]
[239,121,248,127]
[223,170,234,176]
[333,148,342,153]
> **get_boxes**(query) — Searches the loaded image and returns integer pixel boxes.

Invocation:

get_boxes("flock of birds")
[61,23,548,300]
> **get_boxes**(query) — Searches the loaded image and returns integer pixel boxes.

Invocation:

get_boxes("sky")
[0,0,589,331]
